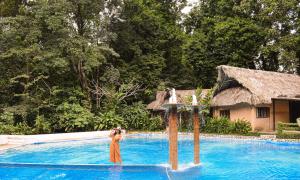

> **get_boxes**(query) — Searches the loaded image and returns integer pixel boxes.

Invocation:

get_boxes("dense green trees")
[110,0,194,94]
[0,0,299,134]
[184,0,300,87]
[0,0,135,133]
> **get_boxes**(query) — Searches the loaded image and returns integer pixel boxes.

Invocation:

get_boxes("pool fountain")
[192,94,200,165]
[163,88,203,170]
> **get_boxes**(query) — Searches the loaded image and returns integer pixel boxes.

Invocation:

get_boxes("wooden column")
[169,105,178,170]
[272,99,276,131]
[193,107,200,164]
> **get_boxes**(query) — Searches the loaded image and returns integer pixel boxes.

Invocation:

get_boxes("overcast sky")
[182,0,198,14]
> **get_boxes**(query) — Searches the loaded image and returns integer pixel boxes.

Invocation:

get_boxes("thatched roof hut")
[212,65,300,107]
[147,89,209,111]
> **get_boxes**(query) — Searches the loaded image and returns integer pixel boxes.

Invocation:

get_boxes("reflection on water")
[108,165,122,180]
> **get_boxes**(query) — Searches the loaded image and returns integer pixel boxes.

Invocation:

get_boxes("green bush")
[0,124,17,134]
[94,111,127,130]
[33,115,51,134]
[231,119,252,135]
[120,102,163,131]
[0,101,164,134]
[0,122,32,135]
[277,122,300,139]
[202,117,252,135]
[277,133,300,139]
[0,111,14,125]
[203,116,232,134]
[120,102,150,130]
[277,123,283,135]
[55,102,94,132]
[15,122,33,134]
[148,116,164,131]
[277,122,299,134]
[0,111,34,134]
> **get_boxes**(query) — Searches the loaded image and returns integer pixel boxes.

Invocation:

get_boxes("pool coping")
[0,144,22,151]
[0,131,112,148]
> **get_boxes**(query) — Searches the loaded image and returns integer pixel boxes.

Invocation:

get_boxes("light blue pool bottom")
[0,163,168,180]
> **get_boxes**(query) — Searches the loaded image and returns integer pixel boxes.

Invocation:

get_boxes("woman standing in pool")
[109,128,122,164]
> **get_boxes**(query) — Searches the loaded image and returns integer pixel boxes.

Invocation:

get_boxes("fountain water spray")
[169,88,177,104]
[192,95,198,106]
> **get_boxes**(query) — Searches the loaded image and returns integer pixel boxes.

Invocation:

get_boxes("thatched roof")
[212,65,300,107]
[147,89,209,111]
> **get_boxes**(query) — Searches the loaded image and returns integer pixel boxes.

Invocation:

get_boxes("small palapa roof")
[212,65,300,107]
[147,89,209,111]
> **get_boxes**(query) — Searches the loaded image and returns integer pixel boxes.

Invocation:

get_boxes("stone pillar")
[169,105,178,170]
[193,107,200,164]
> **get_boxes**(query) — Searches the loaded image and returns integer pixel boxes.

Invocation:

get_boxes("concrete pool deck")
[0,144,20,151]
[0,131,111,151]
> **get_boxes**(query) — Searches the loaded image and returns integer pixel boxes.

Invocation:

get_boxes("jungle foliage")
[0,0,300,134]
[202,117,252,135]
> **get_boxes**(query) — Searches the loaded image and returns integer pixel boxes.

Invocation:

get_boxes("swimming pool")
[1,134,300,179]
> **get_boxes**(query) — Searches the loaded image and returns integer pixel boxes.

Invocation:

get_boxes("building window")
[256,107,270,118]
[220,110,230,118]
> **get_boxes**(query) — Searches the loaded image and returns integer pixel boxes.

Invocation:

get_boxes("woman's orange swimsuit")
[110,135,122,163]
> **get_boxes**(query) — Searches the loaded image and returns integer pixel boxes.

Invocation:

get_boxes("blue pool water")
[0,164,168,180]
[0,135,300,179]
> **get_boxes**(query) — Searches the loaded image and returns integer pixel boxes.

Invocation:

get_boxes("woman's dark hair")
[114,129,121,135]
